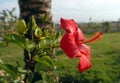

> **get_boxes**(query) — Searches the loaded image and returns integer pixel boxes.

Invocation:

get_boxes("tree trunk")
[18,0,52,29]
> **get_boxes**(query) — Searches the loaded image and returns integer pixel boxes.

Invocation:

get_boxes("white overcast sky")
[0,0,120,22]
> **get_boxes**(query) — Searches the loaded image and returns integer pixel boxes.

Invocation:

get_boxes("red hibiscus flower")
[60,18,102,72]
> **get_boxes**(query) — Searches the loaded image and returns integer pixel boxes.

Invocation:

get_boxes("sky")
[0,0,120,22]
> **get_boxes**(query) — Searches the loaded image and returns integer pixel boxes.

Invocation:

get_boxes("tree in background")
[0,8,17,29]
[102,21,110,32]
[0,8,17,37]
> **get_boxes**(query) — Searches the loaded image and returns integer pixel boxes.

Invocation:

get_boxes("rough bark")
[19,0,52,29]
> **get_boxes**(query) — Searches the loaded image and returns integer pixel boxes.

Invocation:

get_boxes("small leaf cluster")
[0,16,61,83]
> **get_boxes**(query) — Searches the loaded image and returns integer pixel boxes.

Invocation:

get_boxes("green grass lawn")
[0,32,120,83]
[0,43,24,65]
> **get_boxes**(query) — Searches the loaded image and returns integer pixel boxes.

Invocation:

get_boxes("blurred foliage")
[0,8,18,37]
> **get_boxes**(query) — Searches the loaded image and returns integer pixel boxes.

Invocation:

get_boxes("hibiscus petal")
[75,26,85,41]
[77,44,90,60]
[60,18,85,41]
[60,33,82,58]
[60,18,77,34]
[78,56,92,72]
[77,44,91,72]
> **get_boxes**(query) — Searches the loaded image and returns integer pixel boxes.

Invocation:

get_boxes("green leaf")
[39,40,46,48]
[25,43,35,51]
[53,35,62,45]
[0,63,18,77]
[28,15,37,31]
[3,34,25,48]
[40,37,46,40]
[0,59,3,64]
[55,31,60,40]
[42,13,49,23]
[34,55,54,68]
[34,27,42,38]
[16,61,26,74]
[39,38,52,49]
[16,20,27,35]
[53,43,60,48]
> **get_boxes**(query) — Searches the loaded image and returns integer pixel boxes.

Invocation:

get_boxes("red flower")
[60,18,102,72]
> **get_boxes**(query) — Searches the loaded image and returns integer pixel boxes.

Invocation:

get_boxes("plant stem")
[24,50,35,83]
